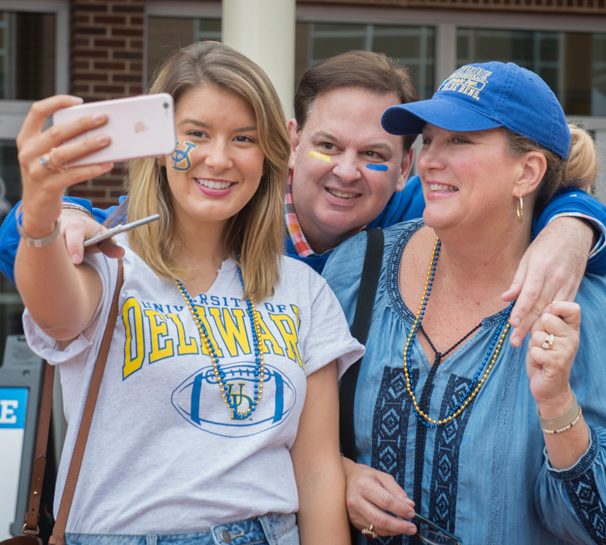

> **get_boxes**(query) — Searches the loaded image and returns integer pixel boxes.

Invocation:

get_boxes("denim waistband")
[65,513,297,545]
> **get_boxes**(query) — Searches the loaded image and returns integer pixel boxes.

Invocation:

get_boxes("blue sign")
[0,387,29,429]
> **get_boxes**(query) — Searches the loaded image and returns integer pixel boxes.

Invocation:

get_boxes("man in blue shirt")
[1,51,604,346]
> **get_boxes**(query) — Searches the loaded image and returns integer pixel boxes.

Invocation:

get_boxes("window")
[146,16,220,86]
[296,22,435,99]
[147,17,435,101]
[457,28,606,116]
[0,11,56,100]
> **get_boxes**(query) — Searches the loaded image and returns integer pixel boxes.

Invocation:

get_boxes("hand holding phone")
[53,94,176,166]
[83,214,161,247]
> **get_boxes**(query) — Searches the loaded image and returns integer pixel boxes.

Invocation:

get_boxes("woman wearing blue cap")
[324,61,605,544]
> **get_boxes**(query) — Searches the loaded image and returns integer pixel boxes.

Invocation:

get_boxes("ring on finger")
[39,150,64,173]
[39,154,54,171]
[361,523,377,540]
[541,332,555,350]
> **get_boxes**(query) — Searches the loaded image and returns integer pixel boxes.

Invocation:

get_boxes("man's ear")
[287,118,300,170]
[395,147,414,192]
[513,151,547,198]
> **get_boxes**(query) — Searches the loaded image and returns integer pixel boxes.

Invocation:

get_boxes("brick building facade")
[70,0,145,207]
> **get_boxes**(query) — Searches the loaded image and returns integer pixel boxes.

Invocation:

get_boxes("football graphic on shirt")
[171,363,296,437]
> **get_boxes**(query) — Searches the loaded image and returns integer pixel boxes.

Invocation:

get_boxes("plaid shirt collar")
[284,170,368,257]
[284,170,315,257]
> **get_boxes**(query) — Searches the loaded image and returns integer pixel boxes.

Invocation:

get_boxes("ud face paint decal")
[171,140,198,171]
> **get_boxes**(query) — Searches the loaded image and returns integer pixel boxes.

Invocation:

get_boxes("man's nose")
[331,151,361,183]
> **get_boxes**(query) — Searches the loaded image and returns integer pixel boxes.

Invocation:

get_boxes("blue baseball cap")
[381,61,570,159]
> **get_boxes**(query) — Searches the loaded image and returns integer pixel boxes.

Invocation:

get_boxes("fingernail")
[96,135,110,145]
[92,113,106,123]
[71,253,81,263]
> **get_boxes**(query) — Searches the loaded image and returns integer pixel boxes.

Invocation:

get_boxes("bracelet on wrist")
[538,394,583,435]
[16,205,61,248]
[17,218,61,248]
[61,202,93,217]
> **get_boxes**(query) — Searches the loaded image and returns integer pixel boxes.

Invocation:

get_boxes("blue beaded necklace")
[175,267,265,420]
[403,238,513,428]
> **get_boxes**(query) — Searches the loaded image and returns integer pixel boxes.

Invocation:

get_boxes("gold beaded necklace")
[175,268,265,420]
[402,238,512,428]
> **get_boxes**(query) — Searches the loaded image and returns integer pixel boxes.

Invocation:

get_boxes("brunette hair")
[294,50,419,150]
[126,41,290,302]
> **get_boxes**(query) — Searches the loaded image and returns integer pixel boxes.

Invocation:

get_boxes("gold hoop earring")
[516,196,524,221]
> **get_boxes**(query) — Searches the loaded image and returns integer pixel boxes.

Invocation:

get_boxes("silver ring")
[39,154,53,171]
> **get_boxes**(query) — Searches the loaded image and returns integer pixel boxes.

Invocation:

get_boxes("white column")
[222,0,296,118]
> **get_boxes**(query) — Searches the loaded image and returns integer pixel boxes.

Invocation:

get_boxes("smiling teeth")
[197,179,232,189]
[328,189,357,199]
[429,183,457,192]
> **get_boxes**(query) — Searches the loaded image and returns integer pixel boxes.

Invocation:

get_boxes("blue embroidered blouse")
[323,220,606,545]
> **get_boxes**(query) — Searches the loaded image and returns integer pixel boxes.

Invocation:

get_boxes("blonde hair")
[506,123,600,211]
[125,41,290,302]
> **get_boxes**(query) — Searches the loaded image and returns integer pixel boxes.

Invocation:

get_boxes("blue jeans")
[65,514,299,545]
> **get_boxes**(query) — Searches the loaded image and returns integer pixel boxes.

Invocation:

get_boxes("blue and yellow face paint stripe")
[171,140,198,171]
[308,150,388,172]
[366,163,389,172]
[308,150,332,163]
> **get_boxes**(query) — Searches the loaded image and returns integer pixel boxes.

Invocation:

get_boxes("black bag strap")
[339,228,384,461]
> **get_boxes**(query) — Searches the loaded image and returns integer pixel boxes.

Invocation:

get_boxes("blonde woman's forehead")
[175,85,256,126]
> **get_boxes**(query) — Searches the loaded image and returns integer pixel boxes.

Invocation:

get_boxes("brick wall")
[69,0,145,208]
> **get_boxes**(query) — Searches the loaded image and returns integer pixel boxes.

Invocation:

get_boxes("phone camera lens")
[163,102,169,109]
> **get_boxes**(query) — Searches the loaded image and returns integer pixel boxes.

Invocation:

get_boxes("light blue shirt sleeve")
[534,273,606,544]
[535,427,606,544]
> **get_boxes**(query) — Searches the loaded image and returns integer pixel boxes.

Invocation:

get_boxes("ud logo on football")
[171,363,296,437]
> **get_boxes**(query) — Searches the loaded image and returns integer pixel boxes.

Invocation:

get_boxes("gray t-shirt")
[24,237,363,534]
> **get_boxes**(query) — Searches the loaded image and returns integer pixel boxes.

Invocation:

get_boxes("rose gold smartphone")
[52,93,176,166]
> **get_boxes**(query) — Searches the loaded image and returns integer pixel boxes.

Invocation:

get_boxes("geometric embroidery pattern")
[428,374,474,538]
[565,469,606,543]
[368,368,475,545]
[370,367,418,545]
